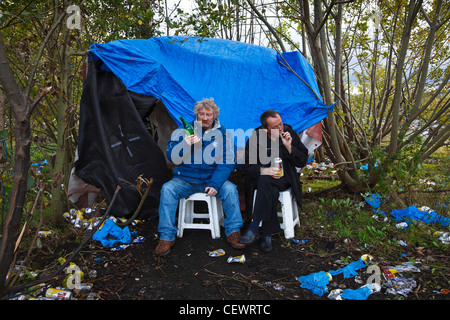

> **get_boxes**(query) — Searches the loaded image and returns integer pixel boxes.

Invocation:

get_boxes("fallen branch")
[116,178,153,227]
[401,188,450,194]
[304,174,339,180]
[203,268,272,297]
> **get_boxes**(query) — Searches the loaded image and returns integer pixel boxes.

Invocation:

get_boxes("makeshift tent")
[74,36,334,218]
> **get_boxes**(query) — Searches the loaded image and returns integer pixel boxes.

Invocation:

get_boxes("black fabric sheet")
[75,60,170,218]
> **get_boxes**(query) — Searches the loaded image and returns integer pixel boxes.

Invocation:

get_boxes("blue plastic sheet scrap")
[341,285,373,300]
[389,206,449,227]
[298,256,371,297]
[92,219,132,247]
[364,193,381,209]
[298,271,332,296]
[329,258,368,278]
[364,193,449,227]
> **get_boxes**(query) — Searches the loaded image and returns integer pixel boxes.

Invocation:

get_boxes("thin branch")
[245,0,286,52]
[24,2,72,108]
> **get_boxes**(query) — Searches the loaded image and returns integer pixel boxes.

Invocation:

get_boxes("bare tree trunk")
[409,0,443,123]
[248,0,448,192]
[387,0,422,158]
[299,0,360,190]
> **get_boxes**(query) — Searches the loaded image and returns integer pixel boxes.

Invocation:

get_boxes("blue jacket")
[166,119,235,191]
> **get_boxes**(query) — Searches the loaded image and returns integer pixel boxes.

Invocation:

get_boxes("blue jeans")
[158,178,243,241]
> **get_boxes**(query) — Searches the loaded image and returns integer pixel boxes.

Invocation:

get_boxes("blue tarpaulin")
[88,36,333,144]
[77,36,333,217]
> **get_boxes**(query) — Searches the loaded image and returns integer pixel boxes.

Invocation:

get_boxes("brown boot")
[227,231,245,249]
[155,240,174,256]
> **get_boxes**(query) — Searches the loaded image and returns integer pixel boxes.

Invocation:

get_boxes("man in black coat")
[239,110,309,252]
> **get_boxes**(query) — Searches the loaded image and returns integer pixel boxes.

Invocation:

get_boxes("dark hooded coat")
[243,124,309,221]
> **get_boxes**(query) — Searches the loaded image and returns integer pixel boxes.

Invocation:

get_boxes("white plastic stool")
[177,193,224,239]
[253,188,300,239]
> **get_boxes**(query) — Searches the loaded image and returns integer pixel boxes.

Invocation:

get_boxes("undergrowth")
[298,146,449,259]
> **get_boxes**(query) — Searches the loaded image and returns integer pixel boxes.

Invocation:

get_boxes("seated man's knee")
[256,174,274,188]
[160,180,179,200]
[219,181,238,198]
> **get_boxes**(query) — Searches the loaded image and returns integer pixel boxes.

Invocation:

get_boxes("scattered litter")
[62,263,85,288]
[63,207,104,230]
[327,289,343,300]
[273,283,285,291]
[381,262,420,280]
[382,266,395,279]
[208,249,225,257]
[306,160,334,171]
[86,292,100,300]
[227,255,246,264]
[298,271,332,296]
[389,262,421,273]
[396,222,409,229]
[384,274,417,297]
[365,193,381,209]
[7,206,148,300]
[372,214,388,222]
[364,194,449,227]
[327,279,381,300]
[354,275,363,284]
[37,231,53,237]
[110,244,130,251]
[341,283,381,300]
[63,207,146,251]
[328,256,370,278]
[88,269,97,278]
[434,231,450,244]
[293,239,309,245]
[5,260,38,282]
[419,179,436,186]
[132,236,146,244]
[92,218,132,247]
[334,257,351,266]
[400,252,409,258]
[36,230,54,248]
[8,258,100,300]
[77,283,94,293]
[45,288,72,300]
[389,206,449,227]
[262,281,285,291]
[397,240,408,246]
